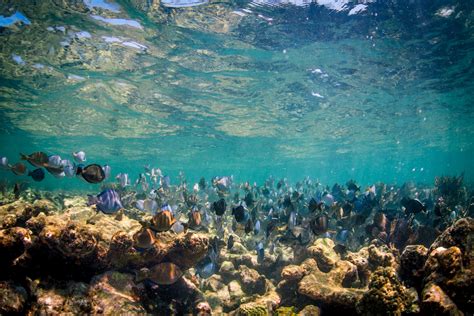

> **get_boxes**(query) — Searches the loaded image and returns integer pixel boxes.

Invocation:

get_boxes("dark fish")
[189,208,202,227]
[245,218,253,234]
[276,180,284,190]
[10,162,27,175]
[87,189,123,214]
[346,180,360,192]
[44,165,65,177]
[13,183,21,199]
[232,204,249,223]
[308,198,323,213]
[136,262,183,285]
[244,192,254,208]
[151,210,176,232]
[133,228,156,250]
[227,235,234,250]
[266,220,276,238]
[373,212,387,231]
[28,168,45,182]
[79,164,105,184]
[282,195,292,208]
[333,244,347,256]
[401,198,426,214]
[20,152,48,168]
[211,198,226,216]
[199,177,206,190]
[342,202,353,217]
[310,214,328,235]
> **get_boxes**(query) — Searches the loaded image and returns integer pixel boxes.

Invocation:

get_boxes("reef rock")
[298,304,321,316]
[0,281,28,314]
[88,271,146,314]
[219,260,236,280]
[0,226,32,267]
[423,246,472,313]
[0,199,55,228]
[237,265,267,295]
[429,217,473,254]
[421,217,473,314]
[399,244,428,288]
[306,238,339,272]
[281,264,306,282]
[421,282,463,316]
[233,289,280,316]
[163,232,210,269]
[367,243,398,271]
[298,260,365,312]
[356,267,419,315]
[346,241,399,287]
[30,281,91,315]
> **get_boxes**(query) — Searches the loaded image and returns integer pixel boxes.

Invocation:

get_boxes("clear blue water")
[0,0,473,191]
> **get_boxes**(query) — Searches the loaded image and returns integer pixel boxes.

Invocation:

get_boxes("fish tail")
[20,153,28,160]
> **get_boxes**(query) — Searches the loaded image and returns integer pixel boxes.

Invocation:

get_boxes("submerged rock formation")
[0,196,472,315]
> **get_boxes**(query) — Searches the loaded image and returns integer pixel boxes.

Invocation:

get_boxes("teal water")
[0,0,473,190]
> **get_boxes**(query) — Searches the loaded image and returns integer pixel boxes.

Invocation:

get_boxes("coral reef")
[0,199,210,314]
[0,281,28,314]
[421,218,473,314]
[0,194,472,315]
[356,267,419,315]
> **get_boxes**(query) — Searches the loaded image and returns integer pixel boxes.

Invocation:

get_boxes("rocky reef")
[0,197,210,314]
[0,194,472,315]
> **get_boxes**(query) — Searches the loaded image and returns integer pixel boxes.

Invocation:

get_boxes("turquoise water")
[0,0,473,190]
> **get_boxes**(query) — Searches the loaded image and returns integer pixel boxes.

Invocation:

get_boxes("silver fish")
[72,151,86,163]
[48,155,62,167]
[0,157,9,169]
[116,173,129,188]
[102,165,111,180]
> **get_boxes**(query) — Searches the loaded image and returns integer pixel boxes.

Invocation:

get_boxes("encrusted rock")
[0,226,32,266]
[423,246,472,313]
[219,260,236,280]
[429,218,473,254]
[30,281,91,315]
[164,232,210,269]
[0,200,55,228]
[298,264,365,312]
[0,281,28,314]
[399,244,428,288]
[236,302,268,316]
[237,265,266,295]
[281,264,305,282]
[234,289,280,316]
[228,280,245,301]
[422,282,463,316]
[306,238,339,272]
[367,243,398,271]
[356,267,419,315]
[88,271,146,314]
[202,274,225,292]
[298,304,321,316]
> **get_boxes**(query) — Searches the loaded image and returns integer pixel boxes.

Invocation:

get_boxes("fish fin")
[20,153,28,160]
[114,209,124,221]
[87,195,97,206]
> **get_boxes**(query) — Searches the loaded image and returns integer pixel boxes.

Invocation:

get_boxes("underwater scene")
[0,0,473,315]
